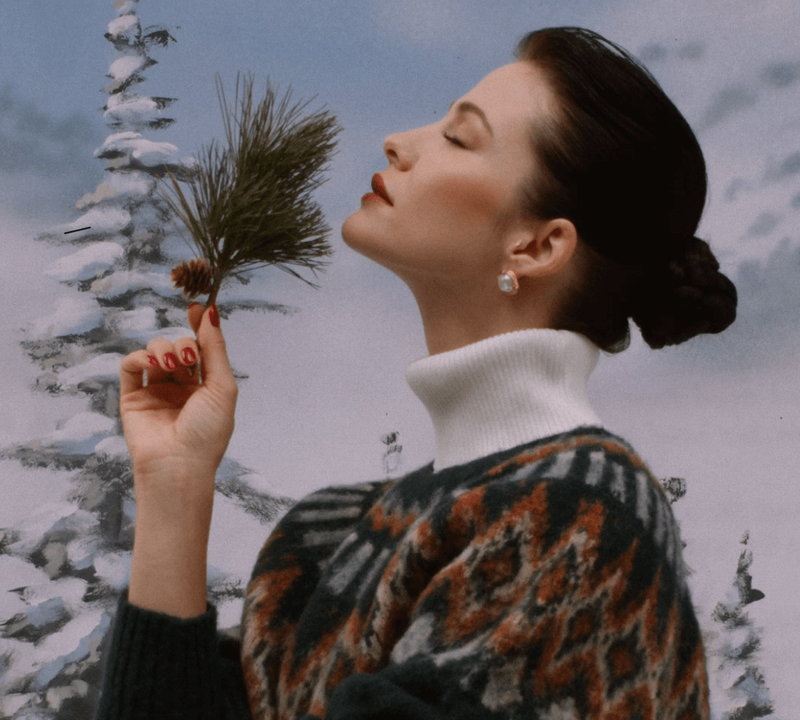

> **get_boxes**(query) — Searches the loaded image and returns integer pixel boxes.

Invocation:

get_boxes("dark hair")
[515,27,737,351]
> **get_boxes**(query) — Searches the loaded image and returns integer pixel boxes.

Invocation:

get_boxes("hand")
[120,303,238,617]
[120,303,237,500]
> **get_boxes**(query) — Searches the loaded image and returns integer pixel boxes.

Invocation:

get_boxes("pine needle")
[159,73,342,305]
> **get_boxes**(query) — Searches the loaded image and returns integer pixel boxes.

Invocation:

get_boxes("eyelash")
[443,132,466,148]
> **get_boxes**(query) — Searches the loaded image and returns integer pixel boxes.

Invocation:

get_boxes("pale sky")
[1,0,799,714]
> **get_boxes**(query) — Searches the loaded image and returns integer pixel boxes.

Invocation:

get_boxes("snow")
[106,13,139,39]
[103,95,164,126]
[94,435,129,460]
[62,205,131,235]
[734,670,773,707]
[76,173,155,209]
[112,2,139,16]
[0,693,36,716]
[108,54,146,82]
[723,624,759,659]
[95,130,141,153]
[47,680,90,712]
[95,130,178,165]
[106,170,155,196]
[149,324,196,343]
[131,138,180,166]
[32,610,111,689]
[57,353,124,388]
[3,504,98,558]
[23,597,67,630]
[45,242,124,283]
[90,270,174,298]
[2,503,72,556]
[75,182,117,209]
[16,578,91,617]
[107,306,158,339]
[27,295,103,340]
[0,556,51,592]
[42,412,117,454]
[0,556,50,620]
[66,536,101,572]
[93,552,132,590]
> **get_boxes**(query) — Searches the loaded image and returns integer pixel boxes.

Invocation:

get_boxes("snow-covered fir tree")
[380,431,403,478]
[706,532,779,720]
[0,2,293,718]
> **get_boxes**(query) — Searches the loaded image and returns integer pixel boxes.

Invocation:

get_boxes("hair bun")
[631,237,737,349]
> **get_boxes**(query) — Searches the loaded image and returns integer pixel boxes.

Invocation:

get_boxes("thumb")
[196,304,234,388]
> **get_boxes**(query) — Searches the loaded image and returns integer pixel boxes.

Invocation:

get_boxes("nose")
[383,130,415,171]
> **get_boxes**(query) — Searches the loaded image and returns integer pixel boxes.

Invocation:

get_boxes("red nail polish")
[164,353,178,370]
[209,304,219,328]
[148,355,159,367]
[182,347,197,364]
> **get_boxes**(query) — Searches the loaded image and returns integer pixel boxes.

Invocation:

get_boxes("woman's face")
[341,61,555,289]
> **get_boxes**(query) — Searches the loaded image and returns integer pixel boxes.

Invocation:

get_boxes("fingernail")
[182,347,197,364]
[147,355,159,367]
[209,304,219,328]
[164,353,178,370]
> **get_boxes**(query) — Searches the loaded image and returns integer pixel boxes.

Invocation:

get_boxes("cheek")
[341,165,523,278]
[405,171,516,273]
[426,171,509,230]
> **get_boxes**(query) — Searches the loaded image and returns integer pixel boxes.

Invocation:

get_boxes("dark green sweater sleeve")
[94,590,252,720]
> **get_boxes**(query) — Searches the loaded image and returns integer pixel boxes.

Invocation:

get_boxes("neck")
[398,273,559,355]
[409,279,554,356]
[406,328,602,470]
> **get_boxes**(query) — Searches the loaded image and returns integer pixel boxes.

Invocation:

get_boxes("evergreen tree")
[706,532,779,720]
[661,476,688,505]
[0,2,292,717]
[381,431,403,478]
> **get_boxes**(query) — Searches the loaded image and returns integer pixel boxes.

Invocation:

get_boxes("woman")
[96,27,736,720]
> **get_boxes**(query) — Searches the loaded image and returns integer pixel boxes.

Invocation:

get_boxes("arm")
[95,591,252,720]
[96,303,248,719]
[121,303,237,617]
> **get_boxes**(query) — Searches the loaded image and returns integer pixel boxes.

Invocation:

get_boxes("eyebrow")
[448,100,493,136]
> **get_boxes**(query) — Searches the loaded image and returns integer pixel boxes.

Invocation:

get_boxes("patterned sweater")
[96,427,710,719]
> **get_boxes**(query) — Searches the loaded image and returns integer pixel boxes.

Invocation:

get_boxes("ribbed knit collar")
[406,329,602,471]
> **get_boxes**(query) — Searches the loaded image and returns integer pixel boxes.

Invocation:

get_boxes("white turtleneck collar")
[406,329,603,471]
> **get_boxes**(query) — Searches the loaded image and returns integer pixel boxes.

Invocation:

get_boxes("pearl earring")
[497,270,519,295]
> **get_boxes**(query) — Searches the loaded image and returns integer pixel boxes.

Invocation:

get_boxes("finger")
[120,349,158,395]
[188,302,205,336]
[146,338,181,372]
[195,304,236,393]
[173,337,199,367]
[166,337,199,384]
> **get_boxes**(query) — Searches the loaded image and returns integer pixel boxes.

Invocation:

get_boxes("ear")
[504,218,578,281]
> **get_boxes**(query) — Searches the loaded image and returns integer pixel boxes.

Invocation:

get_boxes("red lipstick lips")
[369,173,393,205]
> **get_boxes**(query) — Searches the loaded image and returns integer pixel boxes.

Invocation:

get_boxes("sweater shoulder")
[487,425,650,477]
[473,426,687,582]
[500,428,684,564]
[483,426,663,503]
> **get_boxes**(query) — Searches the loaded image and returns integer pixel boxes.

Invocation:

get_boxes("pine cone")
[171,258,213,298]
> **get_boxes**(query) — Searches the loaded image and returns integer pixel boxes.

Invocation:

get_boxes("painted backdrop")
[0,1,798,718]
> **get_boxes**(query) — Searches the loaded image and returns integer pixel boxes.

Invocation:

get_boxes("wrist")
[132,456,217,505]
[128,460,216,619]
[129,504,212,618]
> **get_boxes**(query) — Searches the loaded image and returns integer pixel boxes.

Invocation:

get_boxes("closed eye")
[443,132,466,148]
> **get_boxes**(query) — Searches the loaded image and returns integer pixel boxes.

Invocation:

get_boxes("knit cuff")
[95,590,221,720]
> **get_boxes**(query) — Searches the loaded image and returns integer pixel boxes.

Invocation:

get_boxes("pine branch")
[159,73,342,304]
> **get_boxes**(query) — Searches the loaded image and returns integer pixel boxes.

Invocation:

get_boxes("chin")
[340,211,361,250]
[341,210,384,261]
